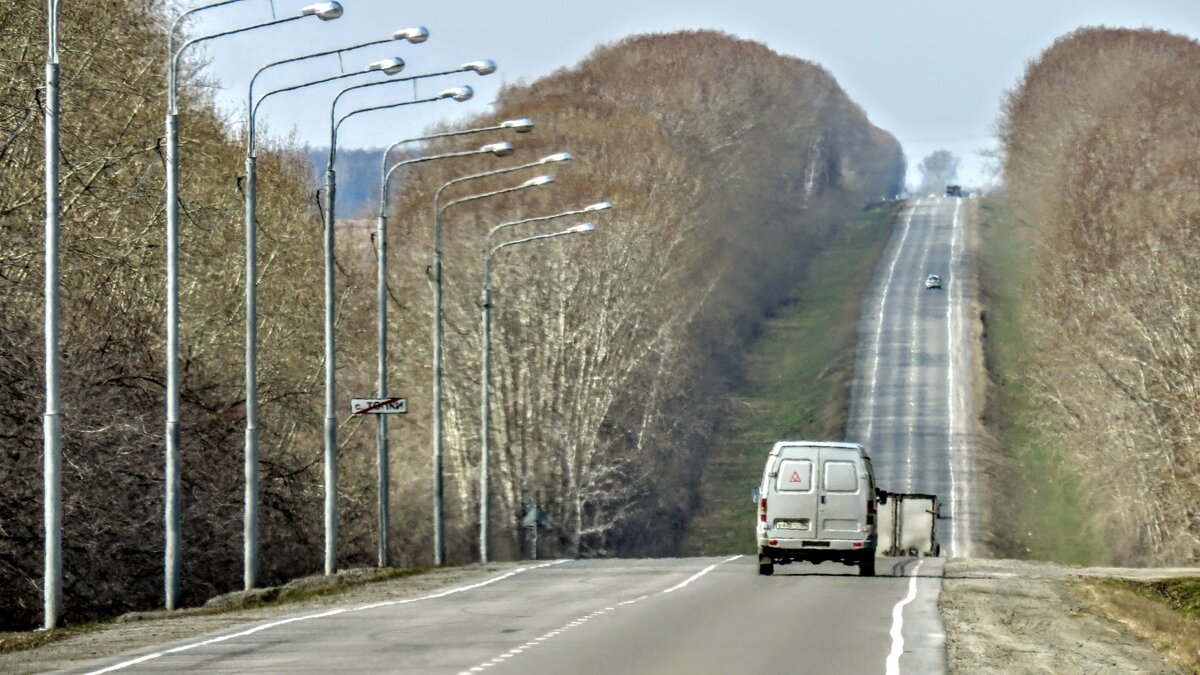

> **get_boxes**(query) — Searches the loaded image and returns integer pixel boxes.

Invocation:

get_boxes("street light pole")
[430,153,570,564]
[322,86,476,576]
[477,206,610,563]
[241,29,425,593]
[43,0,61,631]
[479,223,596,562]
[162,0,343,611]
[368,121,531,568]
[371,141,516,567]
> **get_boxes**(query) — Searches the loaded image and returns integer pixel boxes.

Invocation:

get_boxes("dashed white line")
[864,199,922,449]
[85,561,568,674]
[455,556,741,675]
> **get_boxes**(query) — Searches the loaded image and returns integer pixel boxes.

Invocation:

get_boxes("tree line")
[995,26,1200,564]
[0,0,903,630]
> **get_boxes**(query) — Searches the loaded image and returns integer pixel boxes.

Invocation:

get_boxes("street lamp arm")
[486,204,610,241]
[335,93,447,140]
[380,123,511,179]
[169,0,246,48]
[380,147,502,219]
[172,13,308,112]
[378,119,531,193]
[247,26,426,137]
[434,156,559,208]
[253,70,365,121]
[249,37,391,119]
[487,228,587,260]
[440,182,540,216]
[328,66,463,125]
[168,0,253,110]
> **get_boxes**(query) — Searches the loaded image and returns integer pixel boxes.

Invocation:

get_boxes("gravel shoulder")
[0,562,530,674]
[941,558,1197,674]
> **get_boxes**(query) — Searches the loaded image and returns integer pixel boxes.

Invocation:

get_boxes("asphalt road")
[848,196,976,557]
[67,198,965,675]
[70,557,944,675]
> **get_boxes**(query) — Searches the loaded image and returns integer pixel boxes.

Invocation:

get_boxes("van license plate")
[775,521,809,530]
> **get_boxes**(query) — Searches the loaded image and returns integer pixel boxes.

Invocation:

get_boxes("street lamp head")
[584,201,613,212]
[438,86,474,102]
[300,1,344,20]
[461,59,498,76]
[539,151,572,164]
[392,26,430,43]
[566,222,597,234]
[522,175,554,188]
[480,141,514,157]
[501,118,535,133]
[367,57,405,75]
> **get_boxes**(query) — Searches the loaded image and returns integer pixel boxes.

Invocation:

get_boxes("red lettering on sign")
[789,471,803,483]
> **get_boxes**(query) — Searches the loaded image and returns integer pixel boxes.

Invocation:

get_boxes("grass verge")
[0,564,442,655]
[681,202,901,555]
[1078,577,1200,672]
[976,199,1103,565]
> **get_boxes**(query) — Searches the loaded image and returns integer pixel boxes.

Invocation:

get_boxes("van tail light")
[759,498,767,523]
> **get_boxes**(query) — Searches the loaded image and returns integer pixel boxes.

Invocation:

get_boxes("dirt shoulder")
[0,562,528,674]
[941,558,1198,674]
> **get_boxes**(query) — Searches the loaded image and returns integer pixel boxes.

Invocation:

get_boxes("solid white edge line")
[85,561,568,674]
[885,559,925,675]
[945,197,966,558]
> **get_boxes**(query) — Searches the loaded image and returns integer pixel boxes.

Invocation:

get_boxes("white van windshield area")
[776,459,813,492]
[823,460,859,493]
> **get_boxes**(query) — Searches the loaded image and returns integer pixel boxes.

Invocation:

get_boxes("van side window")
[776,459,813,492]
[823,460,859,493]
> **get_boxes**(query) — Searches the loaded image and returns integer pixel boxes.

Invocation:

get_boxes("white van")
[753,441,879,576]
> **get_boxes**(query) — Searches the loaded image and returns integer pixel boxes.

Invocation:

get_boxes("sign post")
[351,396,407,569]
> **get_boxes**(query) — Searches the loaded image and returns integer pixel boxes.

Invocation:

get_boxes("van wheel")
[757,555,774,576]
[859,552,876,577]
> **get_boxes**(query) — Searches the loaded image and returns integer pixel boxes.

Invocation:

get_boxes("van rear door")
[817,448,867,540]
[766,448,818,538]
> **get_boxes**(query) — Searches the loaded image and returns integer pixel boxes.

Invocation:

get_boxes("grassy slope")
[1082,578,1200,672]
[976,199,1103,565]
[682,203,900,555]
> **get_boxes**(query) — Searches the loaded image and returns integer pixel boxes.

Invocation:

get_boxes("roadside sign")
[350,397,407,414]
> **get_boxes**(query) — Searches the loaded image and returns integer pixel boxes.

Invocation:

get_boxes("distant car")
[925,274,942,289]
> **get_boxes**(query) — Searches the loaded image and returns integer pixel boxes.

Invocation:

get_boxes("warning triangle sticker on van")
[789,471,803,483]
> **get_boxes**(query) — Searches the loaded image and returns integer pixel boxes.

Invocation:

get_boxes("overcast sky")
[183,0,1200,189]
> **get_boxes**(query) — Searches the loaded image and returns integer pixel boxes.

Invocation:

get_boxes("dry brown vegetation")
[997,27,1200,564]
[1079,578,1200,672]
[0,0,902,630]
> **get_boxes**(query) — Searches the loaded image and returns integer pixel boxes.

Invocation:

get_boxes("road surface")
[70,557,944,674]
[66,198,968,674]
[849,196,976,557]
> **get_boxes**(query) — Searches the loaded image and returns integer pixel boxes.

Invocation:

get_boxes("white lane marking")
[945,197,969,558]
[885,559,925,675]
[86,561,568,674]
[661,562,720,593]
[456,556,741,675]
[904,202,938,492]
[863,200,922,451]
